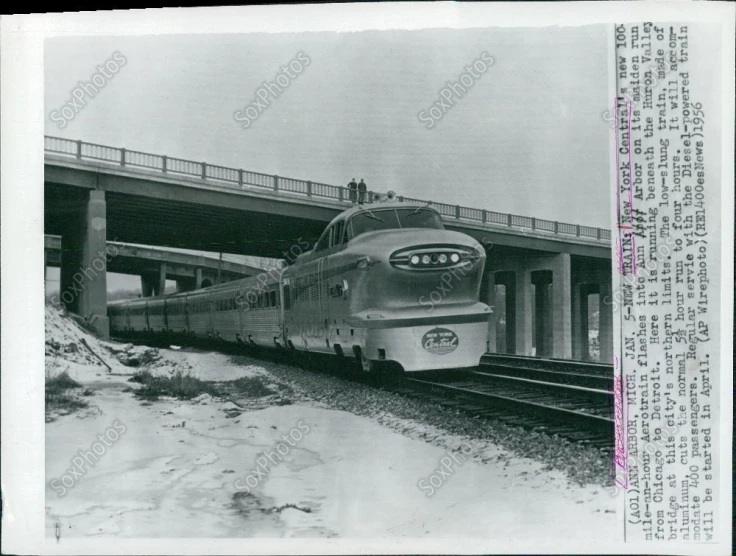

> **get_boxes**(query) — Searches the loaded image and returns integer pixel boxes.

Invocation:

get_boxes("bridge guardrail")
[44,136,611,242]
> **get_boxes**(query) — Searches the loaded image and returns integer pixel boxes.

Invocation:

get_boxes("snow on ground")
[45,304,616,539]
[45,304,264,385]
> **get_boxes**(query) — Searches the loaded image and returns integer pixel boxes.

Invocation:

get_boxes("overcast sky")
[45,26,610,291]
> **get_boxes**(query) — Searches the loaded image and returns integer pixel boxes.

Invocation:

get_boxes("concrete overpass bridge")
[44,136,613,362]
[44,235,266,296]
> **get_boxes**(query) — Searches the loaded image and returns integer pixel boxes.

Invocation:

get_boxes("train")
[108,199,492,373]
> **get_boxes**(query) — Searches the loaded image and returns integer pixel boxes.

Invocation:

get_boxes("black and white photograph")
[1,2,733,554]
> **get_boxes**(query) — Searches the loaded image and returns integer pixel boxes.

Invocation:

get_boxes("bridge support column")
[158,263,167,296]
[195,267,203,289]
[572,283,582,359]
[551,253,572,359]
[493,271,515,354]
[175,278,196,292]
[485,271,497,353]
[532,270,553,357]
[572,283,585,360]
[141,274,155,297]
[58,190,109,338]
[599,271,613,363]
[570,267,613,362]
[573,283,596,360]
[514,269,533,356]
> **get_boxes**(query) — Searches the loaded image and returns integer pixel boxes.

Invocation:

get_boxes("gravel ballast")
[227,352,615,488]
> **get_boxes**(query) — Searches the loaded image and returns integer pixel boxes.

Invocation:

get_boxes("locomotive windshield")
[348,207,443,239]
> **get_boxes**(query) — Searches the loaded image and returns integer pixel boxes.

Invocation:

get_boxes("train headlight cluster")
[390,246,482,270]
[409,251,461,267]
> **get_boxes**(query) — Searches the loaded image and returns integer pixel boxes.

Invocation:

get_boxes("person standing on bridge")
[348,178,358,203]
[358,178,367,204]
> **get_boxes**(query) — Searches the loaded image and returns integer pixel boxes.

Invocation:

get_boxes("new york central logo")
[421,327,459,355]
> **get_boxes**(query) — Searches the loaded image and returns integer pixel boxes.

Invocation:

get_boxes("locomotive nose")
[349,228,486,311]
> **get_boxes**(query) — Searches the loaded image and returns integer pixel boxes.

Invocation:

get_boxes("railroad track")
[479,361,613,390]
[481,353,613,376]
[391,369,614,448]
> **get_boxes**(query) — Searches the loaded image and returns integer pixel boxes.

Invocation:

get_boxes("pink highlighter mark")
[626,100,637,276]
[613,97,636,277]
[613,356,628,489]
[613,98,622,228]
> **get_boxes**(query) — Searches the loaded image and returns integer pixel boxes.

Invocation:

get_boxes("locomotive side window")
[332,220,345,247]
[283,285,291,309]
[315,227,331,252]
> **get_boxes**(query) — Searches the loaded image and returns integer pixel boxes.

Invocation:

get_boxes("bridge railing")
[44,136,611,242]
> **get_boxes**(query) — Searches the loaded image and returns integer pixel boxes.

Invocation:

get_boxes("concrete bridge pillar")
[514,269,533,356]
[158,262,167,296]
[141,263,168,296]
[551,253,572,359]
[572,283,582,360]
[141,274,155,297]
[532,270,554,357]
[599,270,613,363]
[573,283,597,360]
[59,190,109,338]
[570,266,613,363]
[485,270,497,353]
[175,278,196,292]
[491,271,515,353]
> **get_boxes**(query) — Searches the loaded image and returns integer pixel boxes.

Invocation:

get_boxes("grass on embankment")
[45,370,91,419]
[129,370,276,401]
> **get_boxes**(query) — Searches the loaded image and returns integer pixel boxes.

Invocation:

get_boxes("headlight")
[389,248,470,269]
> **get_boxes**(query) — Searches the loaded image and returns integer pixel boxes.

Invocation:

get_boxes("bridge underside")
[45,183,325,258]
[44,177,612,361]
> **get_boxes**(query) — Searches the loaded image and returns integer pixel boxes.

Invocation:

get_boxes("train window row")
[190,299,209,313]
[243,290,279,309]
[167,303,186,316]
[111,289,284,317]
[214,298,238,312]
[149,304,165,316]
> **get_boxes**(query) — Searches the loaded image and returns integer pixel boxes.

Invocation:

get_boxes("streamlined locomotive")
[108,200,492,372]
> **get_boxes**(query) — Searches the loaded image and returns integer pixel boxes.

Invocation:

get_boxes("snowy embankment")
[45,304,616,539]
